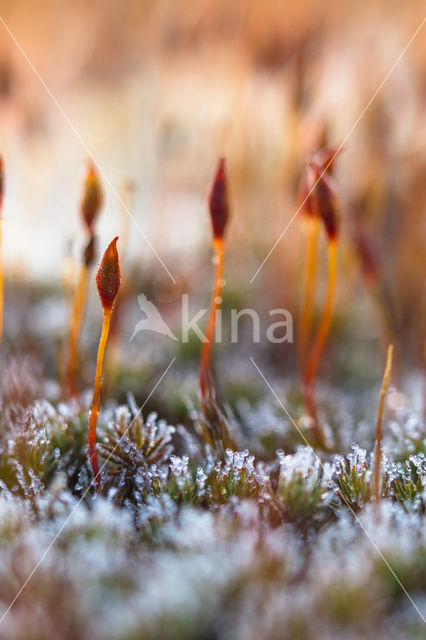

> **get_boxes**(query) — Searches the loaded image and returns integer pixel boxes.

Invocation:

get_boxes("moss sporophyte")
[88,237,121,488]
[299,153,341,448]
[66,161,102,397]
[199,158,230,408]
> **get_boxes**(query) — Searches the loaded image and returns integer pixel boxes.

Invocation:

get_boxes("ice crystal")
[0,364,425,639]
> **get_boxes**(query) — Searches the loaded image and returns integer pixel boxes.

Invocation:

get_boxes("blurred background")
[0,0,425,401]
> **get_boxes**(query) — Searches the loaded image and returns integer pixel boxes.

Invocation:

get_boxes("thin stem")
[0,219,3,349]
[200,238,225,403]
[66,263,89,396]
[373,344,393,503]
[298,217,320,374]
[88,310,111,488]
[304,238,338,446]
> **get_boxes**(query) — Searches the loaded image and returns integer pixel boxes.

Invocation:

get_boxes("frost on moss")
[0,380,425,639]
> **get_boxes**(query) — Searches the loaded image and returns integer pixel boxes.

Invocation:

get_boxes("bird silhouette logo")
[129,294,178,342]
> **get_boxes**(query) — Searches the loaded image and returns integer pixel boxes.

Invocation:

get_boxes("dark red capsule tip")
[208,157,229,241]
[96,237,121,312]
[309,163,340,241]
[311,144,343,175]
[299,163,319,219]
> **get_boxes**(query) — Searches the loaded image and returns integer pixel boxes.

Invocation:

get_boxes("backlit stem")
[373,344,393,503]
[200,237,225,403]
[0,219,3,349]
[298,217,320,373]
[88,310,111,488]
[304,238,338,446]
[67,263,89,396]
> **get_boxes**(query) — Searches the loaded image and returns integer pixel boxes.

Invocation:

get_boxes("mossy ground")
[0,284,425,639]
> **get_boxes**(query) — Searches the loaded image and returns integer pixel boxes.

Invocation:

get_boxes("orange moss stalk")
[88,237,121,488]
[298,147,341,373]
[66,242,92,396]
[0,156,4,348]
[304,163,340,447]
[66,162,102,396]
[298,162,321,372]
[200,158,230,405]
[373,344,393,503]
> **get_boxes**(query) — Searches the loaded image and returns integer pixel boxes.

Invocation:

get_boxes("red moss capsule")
[311,145,342,175]
[299,146,342,220]
[208,157,229,241]
[299,162,320,219]
[309,162,340,241]
[96,237,121,313]
[81,162,102,233]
